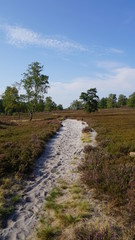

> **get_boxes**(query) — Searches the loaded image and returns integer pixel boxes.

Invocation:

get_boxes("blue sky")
[0,0,135,107]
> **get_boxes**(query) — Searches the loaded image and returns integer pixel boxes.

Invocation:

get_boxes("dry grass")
[36,179,129,240]
[81,132,91,143]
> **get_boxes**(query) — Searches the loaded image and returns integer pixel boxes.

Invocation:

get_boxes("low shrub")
[80,146,135,219]
[82,126,91,133]
[74,225,120,240]
[0,115,61,228]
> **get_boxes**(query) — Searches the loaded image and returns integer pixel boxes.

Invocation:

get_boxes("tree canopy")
[44,97,57,111]
[107,93,117,108]
[2,62,135,116]
[2,86,19,114]
[21,62,49,120]
[118,94,127,107]
[69,100,83,110]
[127,92,135,107]
[80,88,99,112]
[98,97,108,109]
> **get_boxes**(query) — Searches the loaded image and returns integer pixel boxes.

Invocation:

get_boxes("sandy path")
[0,119,90,240]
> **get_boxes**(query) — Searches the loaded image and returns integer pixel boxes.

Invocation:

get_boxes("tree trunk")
[30,112,33,121]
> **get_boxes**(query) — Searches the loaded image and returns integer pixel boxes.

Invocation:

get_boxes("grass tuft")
[58,213,80,226]
[37,225,61,240]
[81,132,91,143]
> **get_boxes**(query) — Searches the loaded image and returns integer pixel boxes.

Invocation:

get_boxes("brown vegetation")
[0,112,61,227]
[0,108,135,239]
[80,108,135,238]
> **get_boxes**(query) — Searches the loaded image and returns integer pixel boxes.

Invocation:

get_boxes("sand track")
[0,119,91,240]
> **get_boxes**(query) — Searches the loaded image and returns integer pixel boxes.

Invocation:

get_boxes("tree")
[37,99,45,112]
[57,104,63,110]
[19,95,27,112]
[44,97,57,111]
[21,62,49,120]
[118,94,127,107]
[107,93,117,108]
[98,97,107,109]
[69,100,83,110]
[80,88,99,112]
[127,92,135,107]
[2,86,19,115]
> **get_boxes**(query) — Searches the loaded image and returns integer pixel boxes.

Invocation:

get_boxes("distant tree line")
[0,62,63,120]
[1,62,135,117]
[69,89,135,112]
[98,92,135,108]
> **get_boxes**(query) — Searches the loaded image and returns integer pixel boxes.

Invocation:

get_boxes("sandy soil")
[0,119,92,240]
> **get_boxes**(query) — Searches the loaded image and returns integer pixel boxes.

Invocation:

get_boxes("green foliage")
[21,62,49,119]
[2,86,19,114]
[118,94,127,107]
[37,225,61,240]
[107,93,117,108]
[0,190,21,227]
[69,100,83,110]
[98,97,108,108]
[57,104,63,110]
[44,187,64,214]
[0,205,14,227]
[11,194,20,204]
[45,201,64,213]
[36,99,45,112]
[71,186,82,194]
[46,187,62,202]
[80,88,99,112]
[127,92,135,107]
[44,97,57,111]
[78,200,90,211]
[58,213,80,226]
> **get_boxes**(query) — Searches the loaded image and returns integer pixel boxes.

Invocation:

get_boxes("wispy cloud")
[0,24,87,52]
[48,66,135,107]
[107,48,124,54]
[90,46,124,57]
[0,24,124,56]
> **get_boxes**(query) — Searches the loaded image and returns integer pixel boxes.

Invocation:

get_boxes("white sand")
[0,119,97,240]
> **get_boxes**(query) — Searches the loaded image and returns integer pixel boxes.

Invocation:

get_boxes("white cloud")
[0,24,124,56]
[48,66,135,108]
[0,24,87,52]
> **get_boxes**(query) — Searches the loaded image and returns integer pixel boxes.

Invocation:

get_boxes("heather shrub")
[80,146,135,218]
[82,126,91,133]
[0,115,61,227]
[74,225,119,240]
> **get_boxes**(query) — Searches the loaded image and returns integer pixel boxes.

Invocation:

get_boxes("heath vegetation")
[0,103,135,239]
[0,112,61,227]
